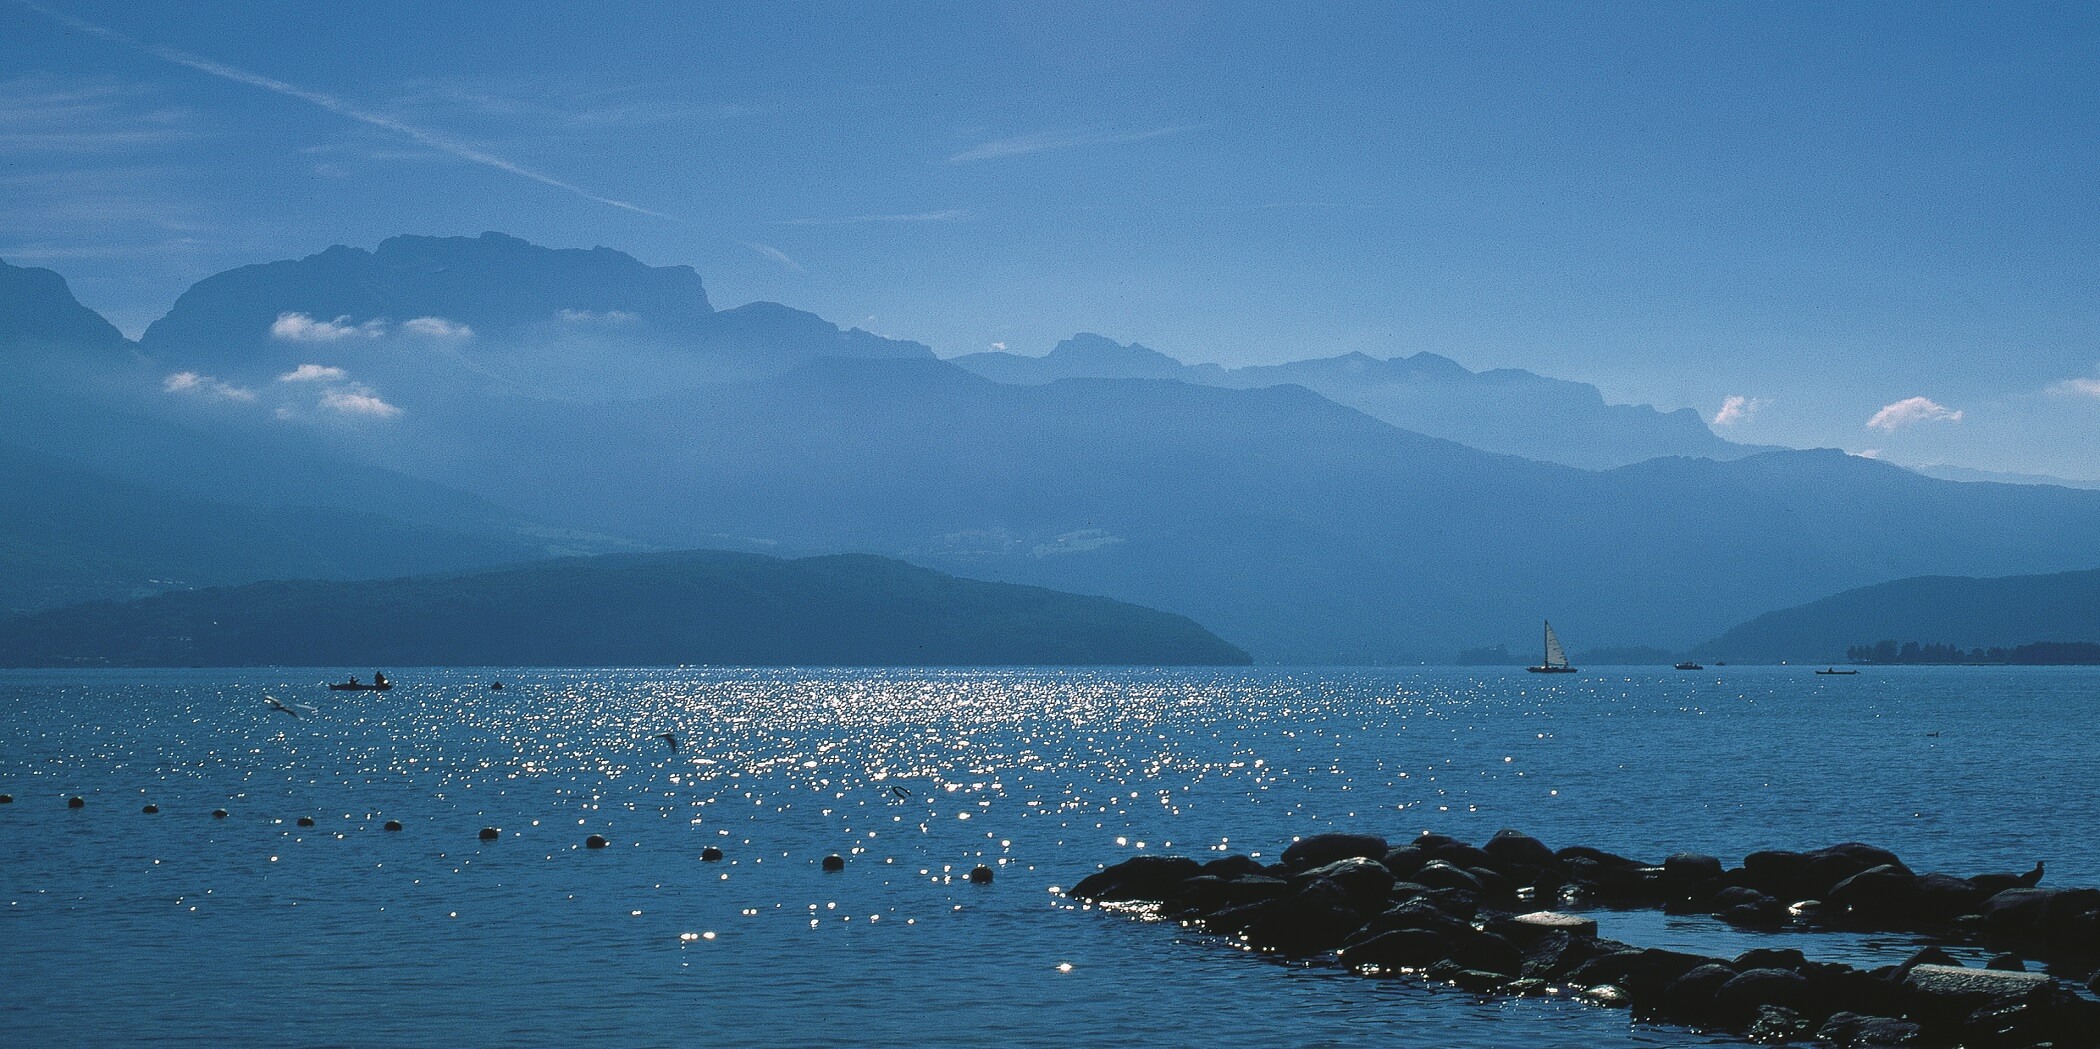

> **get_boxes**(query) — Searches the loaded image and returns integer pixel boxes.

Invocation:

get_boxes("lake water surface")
[4,666,2096,1047]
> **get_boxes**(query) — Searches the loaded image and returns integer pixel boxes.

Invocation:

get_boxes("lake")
[4,666,2095,1046]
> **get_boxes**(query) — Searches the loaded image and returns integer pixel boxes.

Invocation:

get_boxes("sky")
[3,0,2097,479]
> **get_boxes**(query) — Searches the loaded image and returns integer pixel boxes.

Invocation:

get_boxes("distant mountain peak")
[0,257,131,354]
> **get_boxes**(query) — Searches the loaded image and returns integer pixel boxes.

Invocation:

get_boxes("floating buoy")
[383,819,403,832]
[700,846,724,862]
[296,816,316,828]
[67,796,85,809]
[479,826,500,841]
[211,808,228,819]
[142,803,159,814]
[586,834,609,849]
[821,854,845,872]
[969,864,995,884]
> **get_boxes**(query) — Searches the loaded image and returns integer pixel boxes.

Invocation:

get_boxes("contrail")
[17,1,677,221]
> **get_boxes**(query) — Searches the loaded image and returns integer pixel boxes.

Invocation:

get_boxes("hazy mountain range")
[0,550,1250,668]
[1695,567,2100,664]
[954,333,1766,470]
[8,234,2099,662]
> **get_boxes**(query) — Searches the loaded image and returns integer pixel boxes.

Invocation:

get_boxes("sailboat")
[1527,621,1578,674]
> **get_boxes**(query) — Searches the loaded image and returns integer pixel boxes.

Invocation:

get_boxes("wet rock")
[212,809,229,819]
[67,796,84,808]
[1520,931,1629,981]
[1901,963,2052,1031]
[296,816,316,827]
[1281,833,1388,871]
[1169,874,1289,915]
[1412,832,1465,852]
[1743,849,1810,897]
[1984,953,2024,971]
[1663,852,1724,889]
[1720,893,1786,929]
[1816,1012,1922,1047]
[0,794,11,803]
[383,819,402,831]
[1419,886,1481,920]
[1290,857,1397,911]
[1961,981,2100,1049]
[1379,845,1431,879]
[1734,948,1808,972]
[1711,968,1812,1027]
[1746,1003,1814,1043]
[1448,968,1511,993]
[821,854,845,871]
[1799,843,1910,898]
[1563,855,1663,900]
[1410,860,1485,894]
[1910,872,1988,923]
[1580,984,1632,1008]
[700,846,723,861]
[1978,887,2052,943]
[1493,911,1597,944]
[1340,928,1458,972]
[1241,879,1362,955]
[141,804,158,814]
[1827,864,1920,925]
[1069,855,1203,902]
[1345,899,1473,945]
[1895,946,1962,973]
[1971,861,2046,896]
[585,834,609,849]
[968,864,994,884]
[1503,978,1549,996]
[1463,866,1517,900]
[1483,829,1557,869]
[1567,947,1715,998]
[1202,854,1265,880]
[478,826,498,840]
[1646,962,1737,1025]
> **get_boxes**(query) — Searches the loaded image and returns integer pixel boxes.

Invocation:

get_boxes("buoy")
[296,816,316,827]
[701,846,724,862]
[479,826,500,841]
[211,808,228,819]
[383,819,403,832]
[821,854,845,872]
[142,803,159,814]
[67,795,85,808]
[969,864,995,884]
[586,834,609,849]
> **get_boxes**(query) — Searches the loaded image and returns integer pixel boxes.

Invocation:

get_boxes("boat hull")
[1526,666,1577,674]
[327,683,392,691]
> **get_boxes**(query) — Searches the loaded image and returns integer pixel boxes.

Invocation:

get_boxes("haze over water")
[4,666,2095,1047]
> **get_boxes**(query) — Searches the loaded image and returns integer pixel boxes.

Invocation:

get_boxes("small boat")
[1526,621,1578,674]
[1674,662,1704,671]
[327,672,393,691]
[1815,667,1859,676]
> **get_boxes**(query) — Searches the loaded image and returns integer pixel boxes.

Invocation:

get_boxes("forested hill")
[1696,567,2100,664]
[0,551,1252,668]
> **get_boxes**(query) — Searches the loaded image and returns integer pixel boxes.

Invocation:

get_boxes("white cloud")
[556,308,637,324]
[278,363,346,382]
[2049,377,2100,399]
[948,125,1189,163]
[402,316,473,340]
[990,341,1007,351]
[1711,395,1766,427]
[271,311,385,342]
[1867,396,1963,431]
[746,242,803,271]
[320,388,401,418]
[162,370,254,400]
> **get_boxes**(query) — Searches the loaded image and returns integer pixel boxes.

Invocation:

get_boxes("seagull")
[655,732,679,754]
[264,696,314,719]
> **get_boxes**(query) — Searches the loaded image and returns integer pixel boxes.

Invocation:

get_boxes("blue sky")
[4,1,2097,478]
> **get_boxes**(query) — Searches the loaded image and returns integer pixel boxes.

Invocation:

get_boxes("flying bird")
[655,732,679,754]
[264,696,313,719]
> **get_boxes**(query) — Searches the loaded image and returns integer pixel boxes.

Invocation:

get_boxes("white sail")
[1543,621,1568,668]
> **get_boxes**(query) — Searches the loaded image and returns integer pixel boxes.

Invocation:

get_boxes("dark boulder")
[821,853,845,871]
[1985,954,2025,971]
[1746,1004,1814,1043]
[1070,855,1203,902]
[1827,864,1921,925]
[1340,928,1453,972]
[1483,829,1557,870]
[1446,968,1511,993]
[585,834,609,849]
[1430,844,1501,873]
[1202,854,1266,880]
[382,819,402,831]
[1241,878,1362,955]
[1662,852,1723,890]
[1961,982,2100,1049]
[1290,857,1396,911]
[1345,898,1473,945]
[1463,865,1517,901]
[700,845,723,861]
[1419,887,1481,920]
[1556,844,1647,870]
[1486,911,1597,946]
[1816,1012,1922,1046]
[1412,832,1465,852]
[1895,946,1963,973]
[1379,845,1431,879]
[1910,872,1988,924]
[1566,947,1714,997]
[1971,861,2045,896]
[1978,887,2052,945]
[1900,963,2052,1031]
[1800,843,1910,899]
[1710,967,1811,1027]
[1281,833,1389,871]
[1410,860,1485,894]
[968,864,994,884]
[1743,849,1810,897]
[1563,855,1662,900]
[1520,932,1631,981]
[1645,962,1737,1025]
[1734,948,1808,972]
[1171,874,1289,916]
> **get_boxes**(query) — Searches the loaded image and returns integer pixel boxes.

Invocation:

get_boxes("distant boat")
[1674,662,1704,671]
[1815,667,1859,676]
[1527,621,1578,674]
[327,672,392,691]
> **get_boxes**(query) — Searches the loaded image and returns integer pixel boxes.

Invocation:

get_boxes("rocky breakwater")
[1068,830,2100,1047]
